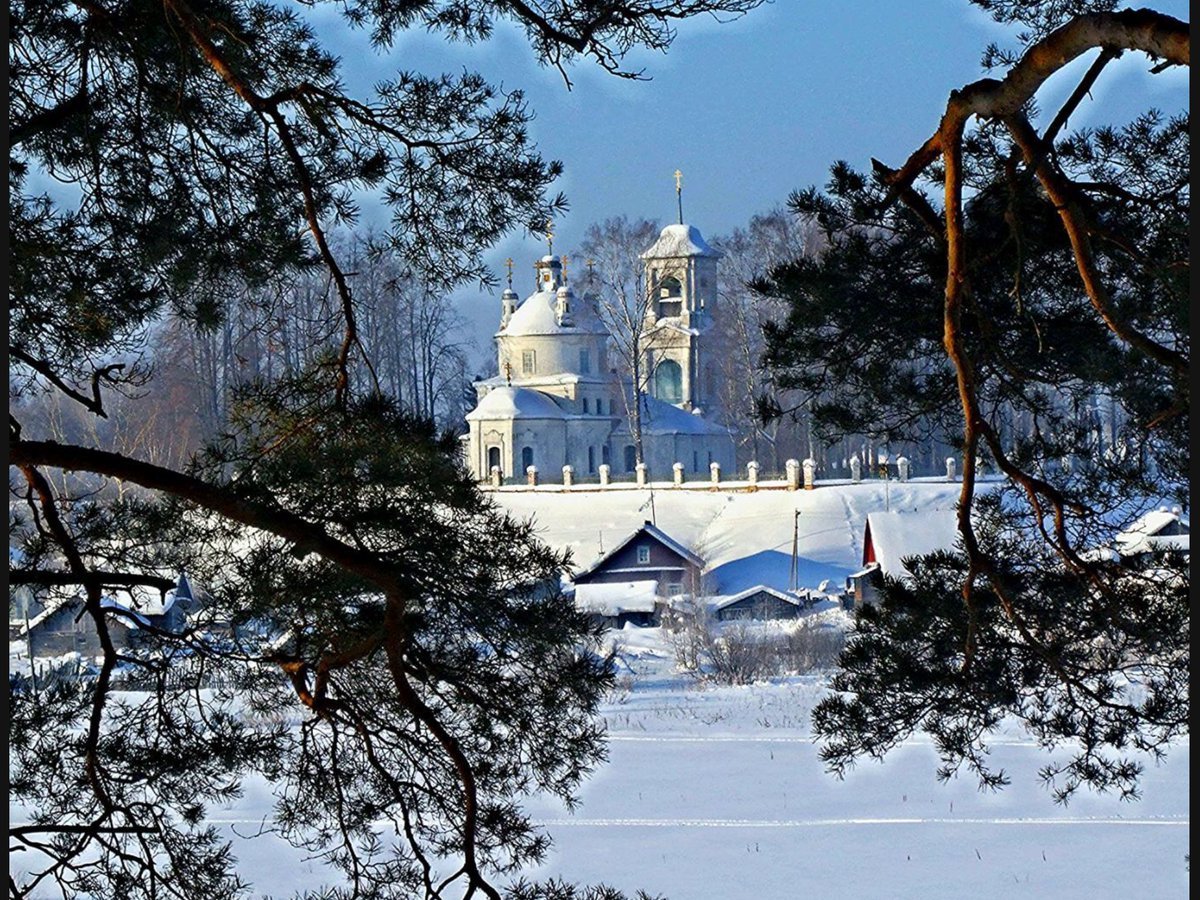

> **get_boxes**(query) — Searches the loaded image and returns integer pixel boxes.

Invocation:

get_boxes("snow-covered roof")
[573,520,704,580]
[1114,508,1189,556]
[499,288,607,337]
[714,584,802,611]
[864,510,961,579]
[639,395,727,436]
[466,386,567,421]
[640,223,721,260]
[574,580,659,615]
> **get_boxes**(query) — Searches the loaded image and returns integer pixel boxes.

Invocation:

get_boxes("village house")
[570,521,704,627]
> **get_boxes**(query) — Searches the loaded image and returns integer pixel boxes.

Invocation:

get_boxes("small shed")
[574,580,660,629]
[714,585,805,621]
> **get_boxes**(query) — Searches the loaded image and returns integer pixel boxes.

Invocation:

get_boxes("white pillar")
[747,460,759,487]
[561,465,573,488]
[945,456,957,481]
[598,463,610,486]
[527,465,538,487]
[785,458,800,490]
[673,462,685,486]
[802,458,816,491]
[710,461,720,485]
[489,465,501,488]
[896,456,910,482]
[849,456,862,483]
[635,462,647,487]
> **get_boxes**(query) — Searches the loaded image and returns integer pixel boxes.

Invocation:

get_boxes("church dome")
[465,386,567,421]
[501,288,605,337]
[640,223,721,259]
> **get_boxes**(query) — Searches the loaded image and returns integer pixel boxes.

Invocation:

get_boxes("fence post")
[710,461,720,486]
[747,460,759,488]
[527,465,538,487]
[673,462,685,486]
[849,456,862,483]
[802,457,816,491]
[561,465,573,488]
[785,458,800,490]
[945,456,957,481]
[598,463,610,486]
[489,465,501,488]
[896,456,909,482]
[636,462,647,487]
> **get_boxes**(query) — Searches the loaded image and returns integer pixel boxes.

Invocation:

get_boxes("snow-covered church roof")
[500,257,607,338]
[638,394,728,436]
[640,223,720,260]
[465,386,567,421]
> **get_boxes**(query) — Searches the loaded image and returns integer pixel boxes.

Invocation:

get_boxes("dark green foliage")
[10,0,768,896]
[761,23,1188,801]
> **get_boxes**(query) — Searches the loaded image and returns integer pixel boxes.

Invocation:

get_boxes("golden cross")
[545,218,554,255]
[560,254,569,282]
[504,257,513,287]
[674,169,684,224]
[504,361,512,385]
[674,169,683,192]
[586,257,595,278]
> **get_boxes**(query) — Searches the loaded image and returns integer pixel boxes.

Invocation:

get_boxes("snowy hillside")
[491,478,976,595]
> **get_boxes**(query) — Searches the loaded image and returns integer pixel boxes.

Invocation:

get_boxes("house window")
[579,349,591,374]
[637,545,650,564]
[521,350,536,375]
[666,583,683,597]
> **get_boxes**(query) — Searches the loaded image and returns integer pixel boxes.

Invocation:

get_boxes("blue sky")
[318,1,1190,366]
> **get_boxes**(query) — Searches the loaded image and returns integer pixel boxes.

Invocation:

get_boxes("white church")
[463,218,735,483]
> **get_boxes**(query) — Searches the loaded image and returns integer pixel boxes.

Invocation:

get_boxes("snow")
[500,289,606,337]
[495,479,971,596]
[865,508,960,578]
[639,223,721,259]
[466,385,569,420]
[638,394,727,435]
[1114,508,1190,555]
[11,481,1189,898]
[575,580,659,615]
[713,584,801,611]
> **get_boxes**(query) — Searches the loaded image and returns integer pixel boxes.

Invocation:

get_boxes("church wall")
[498,333,608,386]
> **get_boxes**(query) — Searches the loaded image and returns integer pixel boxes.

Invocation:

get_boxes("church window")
[582,397,589,414]
[602,445,611,466]
[609,398,615,415]
[579,349,591,374]
[654,359,683,404]
[487,446,501,474]
[624,445,637,472]
[587,446,595,473]
[637,545,651,564]
[521,447,534,471]
[693,451,699,472]
[521,350,536,375]
[657,275,683,318]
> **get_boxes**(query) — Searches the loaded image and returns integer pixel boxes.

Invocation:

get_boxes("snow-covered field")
[11,482,1189,897]
[184,654,1192,899]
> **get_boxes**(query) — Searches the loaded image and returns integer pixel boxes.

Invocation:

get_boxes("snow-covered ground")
[11,482,1189,897]
[132,657,1191,899]
[491,478,973,595]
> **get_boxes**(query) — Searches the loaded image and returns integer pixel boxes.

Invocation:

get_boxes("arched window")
[654,359,683,404]
[587,446,595,473]
[582,397,589,414]
[602,444,610,466]
[487,446,501,474]
[521,446,534,471]
[657,275,683,318]
[624,445,637,473]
